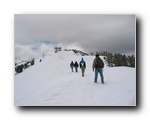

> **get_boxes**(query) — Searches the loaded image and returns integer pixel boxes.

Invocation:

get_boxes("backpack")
[80,61,85,68]
[95,58,104,68]
[74,62,79,67]
[70,62,74,67]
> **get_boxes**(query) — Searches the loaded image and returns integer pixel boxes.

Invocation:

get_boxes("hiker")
[92,54,104,84]
[80,58,86,77]
[70,61,74,72]
[74,61,79,72]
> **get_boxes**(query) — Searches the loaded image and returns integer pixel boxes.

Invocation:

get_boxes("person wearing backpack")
[92,54,104,84]
[80,58,86,77]
[74,61,79,72]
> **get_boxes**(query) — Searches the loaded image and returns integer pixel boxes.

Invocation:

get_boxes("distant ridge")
[64,49,89,56]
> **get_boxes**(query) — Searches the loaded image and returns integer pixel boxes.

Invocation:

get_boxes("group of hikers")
[70,54,104,84]
[70,58,86,77]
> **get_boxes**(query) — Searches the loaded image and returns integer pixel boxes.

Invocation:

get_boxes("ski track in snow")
[14,51,136,106]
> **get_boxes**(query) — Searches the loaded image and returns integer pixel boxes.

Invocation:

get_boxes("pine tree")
[113,53,122,66]
[121,54,128,66]
[128,55,135,67]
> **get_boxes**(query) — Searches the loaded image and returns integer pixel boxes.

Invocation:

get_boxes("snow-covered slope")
[14,51,136,106]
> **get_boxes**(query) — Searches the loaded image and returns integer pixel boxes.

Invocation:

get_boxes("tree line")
[15,59,35,74]
[97,51,135,68]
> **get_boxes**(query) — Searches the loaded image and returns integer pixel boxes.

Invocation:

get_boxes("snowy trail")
[14,51,136,106]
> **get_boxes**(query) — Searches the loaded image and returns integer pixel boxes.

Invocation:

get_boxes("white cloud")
[15,43,55,61]
[15,44,34,60]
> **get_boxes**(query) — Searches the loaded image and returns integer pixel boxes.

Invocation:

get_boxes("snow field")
[15,51,136,106]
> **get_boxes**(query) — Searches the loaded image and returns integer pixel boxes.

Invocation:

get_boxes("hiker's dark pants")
[81,67,85,76]
[75,67,78,72]
[71,66,74,72]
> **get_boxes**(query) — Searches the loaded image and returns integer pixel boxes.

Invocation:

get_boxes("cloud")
[15,43,55,61]
[15,14,135,59]
[15,44,35,60]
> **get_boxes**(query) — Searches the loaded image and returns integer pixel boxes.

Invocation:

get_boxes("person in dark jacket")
[80,58,86,77]
[74,61,79,72]
[92,54,104,84]
[70,61,74,72]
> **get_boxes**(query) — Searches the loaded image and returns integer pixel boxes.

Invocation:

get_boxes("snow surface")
[14,51,136,106]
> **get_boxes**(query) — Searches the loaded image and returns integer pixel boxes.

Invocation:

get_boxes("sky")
[15,14,135,60]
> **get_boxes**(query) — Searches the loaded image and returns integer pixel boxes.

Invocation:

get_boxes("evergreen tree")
[128,55,135,67]
[92,51,135,68]
[31,59,35,66]
[113,53,122,66]
[107,52,114,67]
[121,54,128,66]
